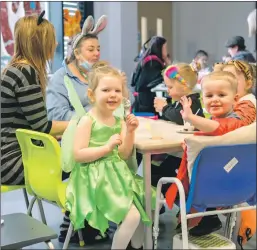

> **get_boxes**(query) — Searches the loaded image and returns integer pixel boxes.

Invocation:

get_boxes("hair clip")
[227,60,253,81]
[164,65,187,84]
[37,10,45,26]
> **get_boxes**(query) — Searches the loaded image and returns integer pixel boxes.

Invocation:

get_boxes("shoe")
[58,230,80,244]
[83,220,109,244]
[82,230,109,244]
[58,228,109,245]
[126,241,143,250]
[189,215,222,237]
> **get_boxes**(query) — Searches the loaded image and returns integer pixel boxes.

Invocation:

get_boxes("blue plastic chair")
[153,143,256,249]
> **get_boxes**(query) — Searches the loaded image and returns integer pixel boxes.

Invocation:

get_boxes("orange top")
[234,100,256,125]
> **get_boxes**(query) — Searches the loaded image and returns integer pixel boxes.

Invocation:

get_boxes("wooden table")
[135,118,193,249]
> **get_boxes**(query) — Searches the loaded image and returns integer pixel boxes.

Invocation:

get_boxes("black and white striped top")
[1,64,52,185]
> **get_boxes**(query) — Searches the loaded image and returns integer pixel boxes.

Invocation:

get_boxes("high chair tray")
[173,233,236,249]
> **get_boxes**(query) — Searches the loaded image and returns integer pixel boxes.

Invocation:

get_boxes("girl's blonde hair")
[202,71,238,93]
[164,62,201,89]
[3,15,56,94]
[213,60,255,93]
[88,62,128,97]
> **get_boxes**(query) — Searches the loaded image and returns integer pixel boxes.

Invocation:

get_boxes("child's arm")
[73,116,121,163]
[234,100,256,125]
[161,103,184,125]
[180,96,220,132]
[118,114,139,160]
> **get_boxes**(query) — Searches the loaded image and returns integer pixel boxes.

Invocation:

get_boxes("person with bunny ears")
[46,15,113,245]
[46,15,107,122]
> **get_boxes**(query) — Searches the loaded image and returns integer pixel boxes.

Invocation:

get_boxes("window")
[141,16,148,46]
[156,18,163,37]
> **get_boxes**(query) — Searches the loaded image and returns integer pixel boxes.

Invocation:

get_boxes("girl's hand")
[154,97,167,112]
[126,114,139,133]
[107,134,122,151]
[180,96,193,121]
[121,71,127,85]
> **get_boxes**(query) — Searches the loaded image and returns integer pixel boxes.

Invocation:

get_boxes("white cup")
[154,96,167,116]
[183,121,195,131]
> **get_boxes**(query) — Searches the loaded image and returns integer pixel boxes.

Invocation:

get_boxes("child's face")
[223,66,252,99]
[196,56,208,69]
[92,75,123,112]
[164,76,188,101]
[202,80,238,118]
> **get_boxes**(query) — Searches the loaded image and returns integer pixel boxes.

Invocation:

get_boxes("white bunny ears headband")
[72,15,107,50]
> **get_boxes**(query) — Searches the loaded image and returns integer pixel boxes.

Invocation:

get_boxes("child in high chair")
[152,62,204,197]
[166,71,247,237]
[65,65,156,250]
[213,60,256,124]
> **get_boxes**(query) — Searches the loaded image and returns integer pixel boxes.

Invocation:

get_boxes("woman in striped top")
[1,14,68,185]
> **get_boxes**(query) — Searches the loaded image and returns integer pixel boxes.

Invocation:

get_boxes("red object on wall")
[0,1,14,55]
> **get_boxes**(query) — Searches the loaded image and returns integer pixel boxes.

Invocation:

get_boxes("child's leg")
[130,220,144,249]
[152,155,182,195]
[129,209,161,249]
[111,204,141,249]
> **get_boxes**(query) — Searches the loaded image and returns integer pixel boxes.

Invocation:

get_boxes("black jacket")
[161,93,204,125]
[132,60,165,113]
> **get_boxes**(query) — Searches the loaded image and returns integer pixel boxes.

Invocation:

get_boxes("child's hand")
[107,134,122,151]
[180,96,193,121]
[154,97,167,112]
[126,114,139,133]
[121,71,127,85]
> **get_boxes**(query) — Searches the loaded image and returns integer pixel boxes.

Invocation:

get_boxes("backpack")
[61,76,86,173]
[131,55,164,91]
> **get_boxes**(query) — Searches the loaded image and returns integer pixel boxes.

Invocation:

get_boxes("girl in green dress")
[65,65,156,249]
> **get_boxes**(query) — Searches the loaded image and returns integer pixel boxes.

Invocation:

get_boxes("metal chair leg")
[46,240,55,249]
[22,188,29,209]
[27,196,37,216]
[153,180,164,250]
[37,199,47,225]
[78,230,85,247]
[63,223,73,250]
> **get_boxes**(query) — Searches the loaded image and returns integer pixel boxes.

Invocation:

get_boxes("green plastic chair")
[1,185,29,208]
[16,129,84,249]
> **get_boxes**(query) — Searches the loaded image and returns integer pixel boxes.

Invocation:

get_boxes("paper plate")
[176,129,195,134]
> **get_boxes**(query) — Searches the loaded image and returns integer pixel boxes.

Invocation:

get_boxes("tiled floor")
[1,189,256,249]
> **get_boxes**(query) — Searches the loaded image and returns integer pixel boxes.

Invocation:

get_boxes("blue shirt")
[46,61,91,121]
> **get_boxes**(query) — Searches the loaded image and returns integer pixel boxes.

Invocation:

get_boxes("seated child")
[65,65,156,250]
[214,60,256,124]
[152,62,204,195]
[166,71,247,237]
[154,62,204,125]
[194,50,211,83]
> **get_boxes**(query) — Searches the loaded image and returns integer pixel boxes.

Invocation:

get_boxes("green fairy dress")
[65,113,156,234]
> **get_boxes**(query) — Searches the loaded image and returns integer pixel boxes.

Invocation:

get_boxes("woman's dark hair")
[141,36,167,61]
[194,50,208,58]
